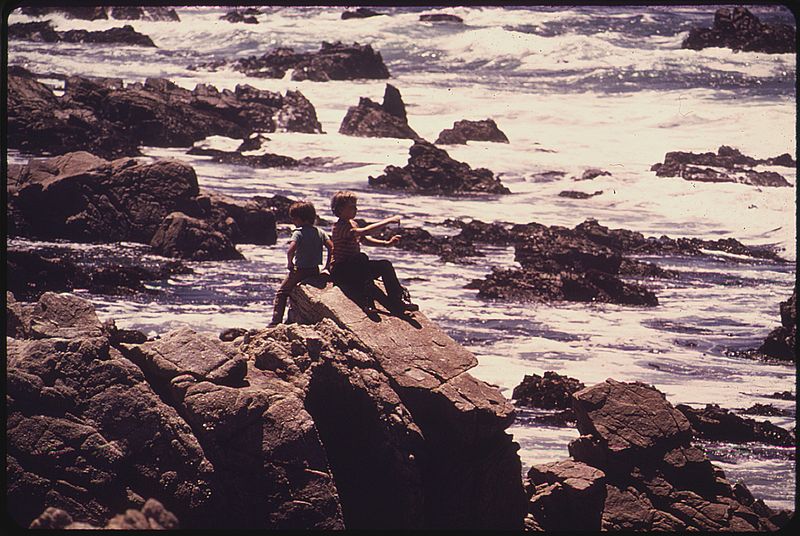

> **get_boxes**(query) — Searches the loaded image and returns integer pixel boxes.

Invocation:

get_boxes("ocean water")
[6,5,796,511]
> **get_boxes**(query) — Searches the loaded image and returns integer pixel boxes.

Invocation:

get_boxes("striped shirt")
[331,219,361,265]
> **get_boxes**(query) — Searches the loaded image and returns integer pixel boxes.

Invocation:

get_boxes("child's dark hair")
[288,201,316,224]
[331,191,357,217]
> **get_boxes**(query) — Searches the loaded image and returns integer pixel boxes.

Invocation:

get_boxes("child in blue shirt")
[269,201,332,326]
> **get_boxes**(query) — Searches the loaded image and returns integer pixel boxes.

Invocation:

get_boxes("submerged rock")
[221,10,259,24]
[342,8,384,19]
[651,145,793,187]
[339,84,418,139]
[369,140,510,195]
[523,379,791,531]
[559,190,603,199]
[434,119,509,145]
[682,7,796,54]
[676,403,794,446]
[420,14,464,23]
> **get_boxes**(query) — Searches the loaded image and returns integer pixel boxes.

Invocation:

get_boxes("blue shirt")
[291,225,329,269]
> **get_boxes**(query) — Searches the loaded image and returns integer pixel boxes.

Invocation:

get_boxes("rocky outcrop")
[30,499,179,529]
[420,14,464,23]
[675,404,794,447]
[575,168,612,181]
[289,278,526,528]
[342,8,384,19]
[10,21,156,46]
[7,249,191,301]
[20,6,180,21]
[195,41,391,81]
[682,7,795,54]
[559,190,603,199]
[339,84,418,139]
[651,145,793,187]
[8,287,526,529]
[221,10,259,24]
[369,141,510,195]
[7,152,281,251]
[757,291,796,362]
[7,69,321,158]
[523,379,791,531]
[434,119,509,145]
[512,372,584,410]
[150,212,244,261]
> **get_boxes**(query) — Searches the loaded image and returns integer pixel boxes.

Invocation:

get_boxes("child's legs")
[366,259,402,299]
[331,258,373,306]
[271,268,317,323]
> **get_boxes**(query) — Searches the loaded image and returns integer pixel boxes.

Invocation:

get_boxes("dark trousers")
[271,266,319,324]
[330,253,402,306]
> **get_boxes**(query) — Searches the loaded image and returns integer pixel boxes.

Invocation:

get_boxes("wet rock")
[8,69,322,158]
[523,379,789,531]
[7,250,82,302]
[765,391,794,401]
[339,84,419,139]
[676,403,795,446]
[369,225,482,264]
[342,8,384,19]
[757,291,796,362]
[434,119,509,145]
[369,140,510,195]
[512,371,585,410]
[30,499,179,529]
[575,168,612,181]
[558,190,603,199]
[683,7,796,54]
[150,212,245,261]
[651,145,792,187]
[741,403,791,417]
[223,41,390,81]
[420,14,464,23]
[20,6,108,20]
[221,10,259,24]
[197,190,279,245]
[11,20,157,47]
[187,146,302,168]
[109,7,180,21]
[219,328,249,342]
[289,280,527,528]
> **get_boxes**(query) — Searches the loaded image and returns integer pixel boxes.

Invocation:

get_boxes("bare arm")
[323,238,333,270]
[286,241,297,271]
[363,235,401,247]
[352,215,401,236]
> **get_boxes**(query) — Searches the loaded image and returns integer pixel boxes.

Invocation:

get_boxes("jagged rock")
[7,70,322,158]
[676,403,795,446]
[370,226,482,264]
[109,6,180,21]
[342,8,384,19]
[512,371,584,410]
[223,41,390,81]
[196,190,279,245]
[19,6,179,21]
[741,403,791,417]
[576,168,612,181]
[20,6,108,20]
[683,7,796,54]
[765,391,794,401]
[757,291,796,362]
[221,10,259,24]
[651,145,792,187]
[219,328,249,342]
[420,14,464,23]
[559,190,603,199]
[339,84,418,139]
[150,212,244,261]
[369,140,510,195]
[9,21,157,47]
[187,146,302,168]
[523,379,789,531]
[288,278,527,528]
[30,499,179,529]
[434,119,509,145]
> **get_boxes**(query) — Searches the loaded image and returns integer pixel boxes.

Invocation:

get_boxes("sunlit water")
[7,5,796,511]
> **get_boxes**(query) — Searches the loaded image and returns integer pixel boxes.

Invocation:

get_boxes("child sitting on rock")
[269,201,333,326]
[329,190,418,315]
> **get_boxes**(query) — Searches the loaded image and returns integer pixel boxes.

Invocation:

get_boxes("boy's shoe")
[395,287,419,312]
[267,321,280,328]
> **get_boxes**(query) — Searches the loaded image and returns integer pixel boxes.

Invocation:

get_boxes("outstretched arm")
[353,215,401,236]
[363,235,401,247]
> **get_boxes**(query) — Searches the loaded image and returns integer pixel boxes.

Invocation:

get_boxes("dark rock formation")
[20,6,180,21]
[434,119,509,145]
[757,291,796,362]
[288,277,527,529]
[342,8,384,19]
[7,69,321,158]
[7,152,280,250]
[523,379,790,531]
[150,212,244,261]
[7,249,191,301]
[339,84,418,139]
[11,21,156,47]
[559,190,603,199]
[203,41,391,81]
[651,146,793,187]
[575,168,612,181]
[676,404,794,447]
[741,403,791,417]
[683,7,795,54]
[221,10,259,24]
[369,141,510,195]
[187,147,303,168]
[420,14,464,23]
[8,287,527,529]
[370,226,482,264]
[512,371,584,410]
[30,499,179,529]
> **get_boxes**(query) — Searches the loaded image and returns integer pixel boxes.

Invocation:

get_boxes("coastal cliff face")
[6,289,526,530]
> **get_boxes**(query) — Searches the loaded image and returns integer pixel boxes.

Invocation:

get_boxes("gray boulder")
[150,212,244,261]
